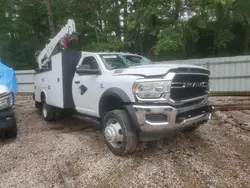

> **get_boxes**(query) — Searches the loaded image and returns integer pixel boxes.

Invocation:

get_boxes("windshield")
[99,54,153,70]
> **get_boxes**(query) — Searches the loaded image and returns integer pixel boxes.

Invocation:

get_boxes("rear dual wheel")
[41,98,62,121]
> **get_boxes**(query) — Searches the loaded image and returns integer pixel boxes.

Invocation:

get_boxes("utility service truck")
[33,19,213,156]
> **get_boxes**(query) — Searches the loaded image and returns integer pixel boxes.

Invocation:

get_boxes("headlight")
[133,80,171,99]
[0,93,14,110]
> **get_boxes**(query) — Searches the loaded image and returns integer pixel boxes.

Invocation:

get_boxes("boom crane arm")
[36,19,78,69]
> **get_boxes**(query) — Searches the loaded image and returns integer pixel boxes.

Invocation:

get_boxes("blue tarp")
[0,59,18,94]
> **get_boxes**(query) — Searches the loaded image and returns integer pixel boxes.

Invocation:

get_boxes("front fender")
[99,87,132,104]
[98,87,140,131]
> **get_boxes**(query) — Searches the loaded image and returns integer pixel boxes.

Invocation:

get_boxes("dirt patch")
[0,97,250,188]
[211,96,250,105]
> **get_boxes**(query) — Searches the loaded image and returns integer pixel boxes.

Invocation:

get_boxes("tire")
[102,109,138,156]
[5,117,17,139]
[42,98,55,121]
[35,101,41,109]
[54,107,62,120]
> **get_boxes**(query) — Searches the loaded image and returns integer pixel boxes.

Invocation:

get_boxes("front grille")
[170,73,209,101]
[172,74,209,82]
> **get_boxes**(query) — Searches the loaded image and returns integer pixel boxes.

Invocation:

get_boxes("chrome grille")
[171,82,209,88]
[170,73,209,101]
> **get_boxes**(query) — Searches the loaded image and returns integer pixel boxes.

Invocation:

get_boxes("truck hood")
[113,64,208,77]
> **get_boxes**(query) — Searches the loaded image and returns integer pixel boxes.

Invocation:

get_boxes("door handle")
[74,81,80,84]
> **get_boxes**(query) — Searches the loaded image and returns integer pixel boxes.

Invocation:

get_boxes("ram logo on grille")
[171,82,209,88]
[185,82,207,88]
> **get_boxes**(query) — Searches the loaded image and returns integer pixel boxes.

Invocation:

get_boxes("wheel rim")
[104,118,124,148]
[42,103,47,118]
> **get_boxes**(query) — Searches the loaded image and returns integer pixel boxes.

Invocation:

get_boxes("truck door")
[72,55,102,117]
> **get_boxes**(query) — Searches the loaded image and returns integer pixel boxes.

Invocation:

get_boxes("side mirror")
[76,64,100,75]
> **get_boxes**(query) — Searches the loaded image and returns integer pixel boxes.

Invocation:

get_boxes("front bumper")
[0,108,16,131]
[133,101,213,134]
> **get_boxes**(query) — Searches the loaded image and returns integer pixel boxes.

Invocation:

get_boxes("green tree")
[0,0,250,69]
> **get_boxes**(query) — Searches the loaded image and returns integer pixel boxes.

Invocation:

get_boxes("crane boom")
[36,19,78,69]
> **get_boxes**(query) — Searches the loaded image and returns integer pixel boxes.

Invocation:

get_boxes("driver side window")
[81,56,99,69]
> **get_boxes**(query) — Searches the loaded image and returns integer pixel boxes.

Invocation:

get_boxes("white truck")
[33,19,213,156]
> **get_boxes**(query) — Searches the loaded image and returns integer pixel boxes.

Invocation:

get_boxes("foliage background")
[0,0,249,69]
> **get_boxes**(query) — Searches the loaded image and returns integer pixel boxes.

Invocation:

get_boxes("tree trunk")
[139,29,143,55]
[243,14,250,55]
[44,0,56,37]
[91,12,99,44]
[147,14,157,55]
[123,0,128,50]
[98,0,103,32]
[114,1,121,39]
[174,0,181,21]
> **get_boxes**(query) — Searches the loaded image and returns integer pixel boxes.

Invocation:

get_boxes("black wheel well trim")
[98,88,140,131]
[99,87,132,103]
[98,88,132,116]
[41,91,46,101]
[123,104,141,131]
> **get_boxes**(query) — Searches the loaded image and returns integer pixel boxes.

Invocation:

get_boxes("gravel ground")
[210,96,250,105]
[0,96,250,188]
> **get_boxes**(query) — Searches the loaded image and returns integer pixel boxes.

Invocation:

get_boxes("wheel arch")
[40,90,47,102]
[98,87,132,118]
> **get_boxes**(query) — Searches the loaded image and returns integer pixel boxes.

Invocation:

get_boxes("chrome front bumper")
[133,102,213,134]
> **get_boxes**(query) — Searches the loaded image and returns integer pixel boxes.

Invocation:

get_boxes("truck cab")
[34,50,213,156]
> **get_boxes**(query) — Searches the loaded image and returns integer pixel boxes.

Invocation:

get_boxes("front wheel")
[103,109,138,156]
